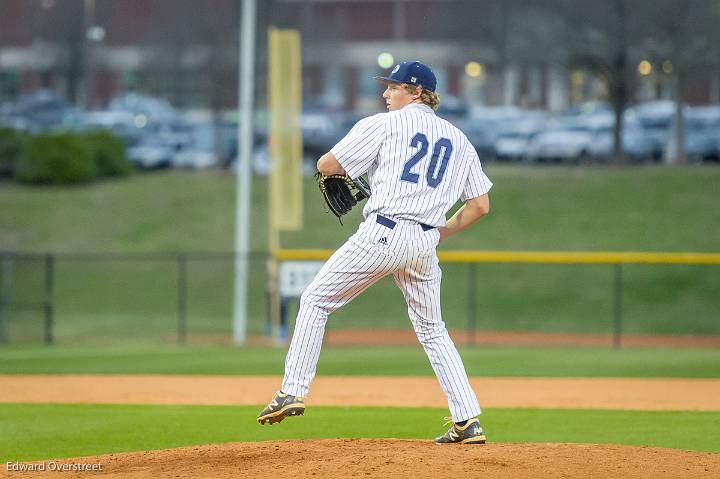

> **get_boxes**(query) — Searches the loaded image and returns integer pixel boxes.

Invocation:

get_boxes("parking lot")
[2,90,719,174]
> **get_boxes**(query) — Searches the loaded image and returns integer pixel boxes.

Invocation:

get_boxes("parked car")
[0,89,75,133]
[172,116,220,169]
[301,110,339,157]
[562,101,613,117]
[436,94,469,124]
[462,106,544,161]
[574,112,657,162]
[127,136,175,169]
[525,119,594,163]
[74,110,143,146]
[457,118,501,161]
[587,122,657,162]
[493,114,547,161]
[665,106,720,163]
[109,92,177,124]
[494,130,536,161]
[0,112,29,131]
[626,100,682,161]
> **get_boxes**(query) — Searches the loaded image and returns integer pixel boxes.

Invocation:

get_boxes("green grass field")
[1,167,718,462]
[1,166,719,342]
[1,344,719,460]
[3,165,719,252]
[1,344,720,377]
[2,404,718,462]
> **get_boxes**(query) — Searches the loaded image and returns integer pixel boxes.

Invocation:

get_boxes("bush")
[0,128,24,178]
[16,132,96,185]
[83,129,133,177]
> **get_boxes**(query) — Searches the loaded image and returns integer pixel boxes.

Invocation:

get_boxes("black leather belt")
[377,215,435,231]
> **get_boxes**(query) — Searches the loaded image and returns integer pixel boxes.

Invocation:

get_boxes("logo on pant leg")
[378,237,388,246]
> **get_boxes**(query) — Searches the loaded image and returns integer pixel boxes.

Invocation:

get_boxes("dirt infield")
[318,329,720,348]
[1,375,720,410]
[2,374,719,478]
[3,440,719,479]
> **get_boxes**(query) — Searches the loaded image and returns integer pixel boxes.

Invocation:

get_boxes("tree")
[558,0,640,163]
[560,0,720,164]
[640,0,720,164]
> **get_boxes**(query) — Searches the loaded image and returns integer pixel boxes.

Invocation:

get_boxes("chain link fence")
[0,251,718,347]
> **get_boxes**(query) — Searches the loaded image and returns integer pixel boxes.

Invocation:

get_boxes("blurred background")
[3,0,720,167]
[0,0,718,347]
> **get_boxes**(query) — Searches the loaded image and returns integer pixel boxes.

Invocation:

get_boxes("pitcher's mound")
[5,439,719,478]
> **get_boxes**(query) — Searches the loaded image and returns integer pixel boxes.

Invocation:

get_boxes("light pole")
[233,0,257,345]
[81,0,105,107]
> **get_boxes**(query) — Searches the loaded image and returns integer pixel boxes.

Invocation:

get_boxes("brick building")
[1,0,717,112]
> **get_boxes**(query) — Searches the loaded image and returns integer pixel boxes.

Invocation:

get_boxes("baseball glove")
[317,173,371,223]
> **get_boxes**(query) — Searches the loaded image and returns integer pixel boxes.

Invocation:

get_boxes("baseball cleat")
[434,417,486,444]
[257,391,305,425]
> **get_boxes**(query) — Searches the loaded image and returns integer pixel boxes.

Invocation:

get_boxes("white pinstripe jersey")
[331,103,493,227]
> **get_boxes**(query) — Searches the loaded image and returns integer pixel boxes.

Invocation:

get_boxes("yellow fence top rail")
[275,249,720,265]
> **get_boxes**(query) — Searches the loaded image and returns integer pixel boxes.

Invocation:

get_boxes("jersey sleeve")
[330,114,386,179]
[461,145,493,201]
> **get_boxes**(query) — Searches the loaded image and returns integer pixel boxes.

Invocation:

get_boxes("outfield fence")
[0,250,718,348]
[277,249,720,349]
[0,252,244,346]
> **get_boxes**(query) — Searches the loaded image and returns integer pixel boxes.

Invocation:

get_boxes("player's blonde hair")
[402,83,441,111]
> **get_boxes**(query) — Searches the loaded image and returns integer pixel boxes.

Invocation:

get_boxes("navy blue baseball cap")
[374,60,437,92]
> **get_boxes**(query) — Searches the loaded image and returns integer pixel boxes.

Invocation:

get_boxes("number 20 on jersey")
[401,133,453,188]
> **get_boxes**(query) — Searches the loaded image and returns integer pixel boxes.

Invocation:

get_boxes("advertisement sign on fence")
[278,261,324,298]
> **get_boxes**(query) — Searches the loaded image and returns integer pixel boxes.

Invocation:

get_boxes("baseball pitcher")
[258,60,492,444]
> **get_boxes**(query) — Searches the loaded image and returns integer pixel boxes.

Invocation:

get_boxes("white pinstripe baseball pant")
[281,213,481,422]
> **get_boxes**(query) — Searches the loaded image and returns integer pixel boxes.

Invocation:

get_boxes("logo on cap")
[374,60,437,92]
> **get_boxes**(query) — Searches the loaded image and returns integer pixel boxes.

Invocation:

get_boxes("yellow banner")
[268,28,303,233]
